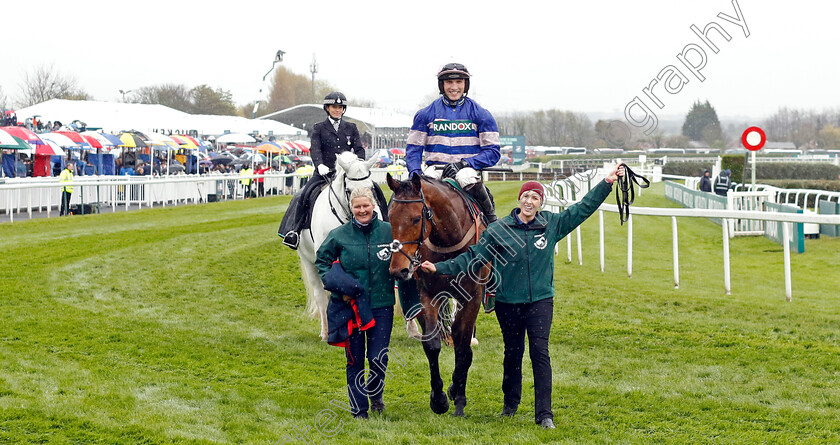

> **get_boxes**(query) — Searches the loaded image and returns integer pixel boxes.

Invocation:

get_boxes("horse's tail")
[298,256,322,319]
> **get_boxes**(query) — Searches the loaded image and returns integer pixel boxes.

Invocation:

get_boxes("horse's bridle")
[326,169,372,224]
[389,187,435,269]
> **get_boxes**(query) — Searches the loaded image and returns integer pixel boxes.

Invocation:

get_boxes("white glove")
[422,164,442,179]
[317,164,330,176]
[455,167,480,187]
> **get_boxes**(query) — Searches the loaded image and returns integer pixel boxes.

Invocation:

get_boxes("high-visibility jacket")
[59,167,74,193]
[239,167,253,186]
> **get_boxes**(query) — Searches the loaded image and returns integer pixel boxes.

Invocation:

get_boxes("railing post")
[576,227,583,265]
[722,218,731,295]
[599,210,605,273]
[627,214,633,278]
[783,221,792,302]
[566,234,572,263]
[672,216,679,289]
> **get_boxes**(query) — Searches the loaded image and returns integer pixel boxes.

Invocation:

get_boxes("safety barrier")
[544,171,840,301]
[0,173,304,222]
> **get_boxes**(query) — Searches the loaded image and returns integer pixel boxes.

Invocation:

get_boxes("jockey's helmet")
[437,63,471,96]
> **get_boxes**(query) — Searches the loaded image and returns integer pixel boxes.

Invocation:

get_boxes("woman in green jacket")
[420,164,624,429]
[315,187,397,419]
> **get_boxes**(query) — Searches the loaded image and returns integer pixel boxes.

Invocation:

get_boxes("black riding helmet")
[323,91,348,115]
[437,63,471,96]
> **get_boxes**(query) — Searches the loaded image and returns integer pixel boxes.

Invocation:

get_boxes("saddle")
[439,178,494,314]
[441,178,482,221]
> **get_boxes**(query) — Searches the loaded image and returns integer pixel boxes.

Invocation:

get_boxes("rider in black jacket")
[279,92,374,249]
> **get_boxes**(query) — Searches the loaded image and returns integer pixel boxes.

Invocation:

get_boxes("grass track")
[1,182,838,444]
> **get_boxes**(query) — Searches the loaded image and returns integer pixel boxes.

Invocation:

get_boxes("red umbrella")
[35,139,66,156]
[80,134,104,149]
[54,130,93,150]
[389,148,405,156]
[285,141,310,153]
[1,126,44,146]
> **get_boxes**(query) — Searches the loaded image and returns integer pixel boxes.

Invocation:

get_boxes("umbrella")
[389,148,405,156]
[54,131,93,150]
[288,140,310,153]
[79,134,103,149]
[0,129,31,150]
[296,164,314,175]
[1,126,45,146]
[216,133,256,144]
[82,131,123,147]
[119,132,148,148]
[29,139,66,156]
[170,135,198,149]
[210,157,233,166]
[378,156,392,164]
[241,152,267,162]
[143,132,179,149]
[40,132,83,149]
[255,141,290,154]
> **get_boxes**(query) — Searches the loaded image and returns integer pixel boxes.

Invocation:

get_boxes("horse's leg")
[448,293,481,417]
[418,302,448,415]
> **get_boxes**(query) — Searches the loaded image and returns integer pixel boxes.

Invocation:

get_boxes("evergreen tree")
[682,100,722,143]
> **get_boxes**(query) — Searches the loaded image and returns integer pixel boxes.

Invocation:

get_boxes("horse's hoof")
[470,337,479,346]
[453,406,465,417]
[430,391,449,414]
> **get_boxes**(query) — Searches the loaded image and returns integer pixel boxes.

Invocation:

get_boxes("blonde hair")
[349,187,376,205]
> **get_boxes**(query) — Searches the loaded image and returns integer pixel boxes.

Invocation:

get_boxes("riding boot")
[467,183,497,223]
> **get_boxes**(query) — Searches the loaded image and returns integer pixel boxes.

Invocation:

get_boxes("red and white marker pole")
[742,126,766,189]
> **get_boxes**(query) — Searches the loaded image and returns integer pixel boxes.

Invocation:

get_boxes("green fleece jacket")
[435,180,613,304]
[316,218,396,309]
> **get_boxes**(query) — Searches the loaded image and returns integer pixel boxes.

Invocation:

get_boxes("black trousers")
[277,173,327,235]
[495,298,554,423]
[60,190,72,216]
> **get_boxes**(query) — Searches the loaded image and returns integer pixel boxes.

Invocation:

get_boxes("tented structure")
[15,99,305,139]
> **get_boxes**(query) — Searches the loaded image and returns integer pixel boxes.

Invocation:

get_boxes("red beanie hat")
[519,181,544,203]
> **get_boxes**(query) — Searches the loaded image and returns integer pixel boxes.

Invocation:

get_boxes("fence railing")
[0,173,302,222]
[543,171,840,301]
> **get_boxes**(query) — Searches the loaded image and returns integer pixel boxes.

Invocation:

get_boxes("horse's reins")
[389,183,482,269]
[615,163,650,225]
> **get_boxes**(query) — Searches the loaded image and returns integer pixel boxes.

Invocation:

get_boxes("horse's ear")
[386,172,399,191]
[364,155,378,169]
[410,171,422,190]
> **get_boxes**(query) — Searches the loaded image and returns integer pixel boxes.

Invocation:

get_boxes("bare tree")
[132,84,192,112]
[0,85,7,109]
[18,64,90,107]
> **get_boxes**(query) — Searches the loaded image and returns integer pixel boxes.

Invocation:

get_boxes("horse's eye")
[412,217,422,224]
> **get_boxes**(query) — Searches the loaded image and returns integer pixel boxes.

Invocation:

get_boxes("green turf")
[1,181,838,444]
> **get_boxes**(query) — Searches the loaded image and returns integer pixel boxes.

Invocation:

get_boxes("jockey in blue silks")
[405,62,501,223]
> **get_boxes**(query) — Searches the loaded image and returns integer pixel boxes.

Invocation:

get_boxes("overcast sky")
[2,0,836,122]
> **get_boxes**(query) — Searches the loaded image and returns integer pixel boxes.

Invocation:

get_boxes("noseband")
[389,187,435,269]
[327,169,373,224]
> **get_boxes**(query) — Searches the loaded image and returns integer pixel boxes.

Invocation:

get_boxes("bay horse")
[297,152,380,340]
[386,172,491,417]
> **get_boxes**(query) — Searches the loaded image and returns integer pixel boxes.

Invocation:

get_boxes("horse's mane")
[392,175,451,199]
